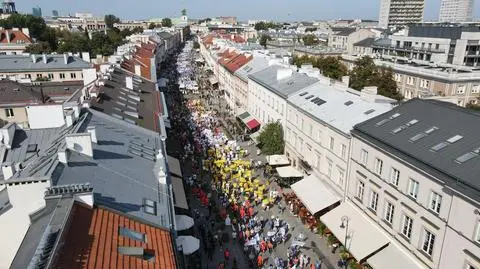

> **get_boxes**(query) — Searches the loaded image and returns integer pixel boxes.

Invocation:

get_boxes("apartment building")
[284,80,394,200]
[378,0,425,28]
[439,0,474,22]
[248,65,319,130]
[342,55,480,107]
[346,99,480,269]
[372,25,480,66]
[0,53,94,84]
[328,27,378,54]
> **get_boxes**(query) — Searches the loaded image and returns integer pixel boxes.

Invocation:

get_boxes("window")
[407,178,419,199]
[474,221,480,243]
[119,227,147,243]
[472,85,480,94]
[341,144,347,159]
[402,214,413,239]
[317,129,322,143]
[422,229,436,257]
[48,73,54,79]
[36,73,42,78]
[369,190,379,212]
[384,201,395,224]
[429,191,442,214]
[360,149,368,165]
[327,160,333,178]
[301,119,304,131]
[143,198,157,215]
[5,108,14,118]
[374,158,383,175]
[26,74,31,79]
[390,168,400,186]
[357,180,365,201]
[329,137,335,151]
[309,124,313,136]
[59,73,66,79]
[338,168,345,186]
[457,85,466,94]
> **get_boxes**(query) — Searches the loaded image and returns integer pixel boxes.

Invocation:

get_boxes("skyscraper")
[52,10,59,18]
[378,0,425,28]
[32,6,41,17]
[439,0,474,22]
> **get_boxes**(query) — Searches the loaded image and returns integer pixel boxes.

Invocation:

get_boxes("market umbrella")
[175,215,194,231]
[176,236,200,255]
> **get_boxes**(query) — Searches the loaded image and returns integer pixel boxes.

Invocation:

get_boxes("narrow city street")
[161,39,344,269]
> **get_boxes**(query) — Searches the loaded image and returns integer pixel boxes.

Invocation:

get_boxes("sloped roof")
[353,37,376,47]
[0,54,92,72]
[0,29,32,44]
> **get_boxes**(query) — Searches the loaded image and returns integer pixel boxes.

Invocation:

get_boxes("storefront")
[291,174,341,216]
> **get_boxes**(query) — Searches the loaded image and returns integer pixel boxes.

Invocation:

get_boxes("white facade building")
[378,0,425,28]
[439,0,474,22]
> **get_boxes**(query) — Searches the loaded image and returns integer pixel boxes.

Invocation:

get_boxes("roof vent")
[344,101,353,106]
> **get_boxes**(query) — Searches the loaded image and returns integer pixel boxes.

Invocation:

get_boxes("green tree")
[293,55,315,68]
[161,18,172,27]
[374,67,403,100]
[181,9,187,16]
[0,14,47,40]
[193,41,200,49]
[259,34,272,48]
[25,41,52,54]
[316,56,348,80]
[148,23,156,29]
[104,14,121,29]
[257,122,284,155]
[302,34,318,46]
[254,21,281,31]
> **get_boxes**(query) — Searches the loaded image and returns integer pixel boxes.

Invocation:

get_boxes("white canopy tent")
[367,244,428,269]
[158,78,169,88]
[175,215,195,231]
[176,236,200,255]
[266,155,290,166]
[291,175,340,214]
[276,166,303,178]
[320,202,389,260]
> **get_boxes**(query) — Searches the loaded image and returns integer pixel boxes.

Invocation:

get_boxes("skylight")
[299,92,308,96]
[306,95,314,100]
[364,109,375,115]
[119,227,147,243]
[447,135,463,144]
[455,152,478,164]
[344,101,353,106]
[376,113,401,127]
[391,119,419,134]
[409,126,438,143]
[430,142,449,152]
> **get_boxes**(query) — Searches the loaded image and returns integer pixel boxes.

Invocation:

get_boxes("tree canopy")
[181,9,187,16]
[257,122,284,155]
[104,14,121,29]
[293,55,348,80]
[259,34,272,48]
[349,56,403,100]
[302,34,318,46]
[162,18,172,27]
[254,21,281,31]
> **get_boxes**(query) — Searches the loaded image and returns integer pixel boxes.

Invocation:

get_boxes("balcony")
[372,44,445,53]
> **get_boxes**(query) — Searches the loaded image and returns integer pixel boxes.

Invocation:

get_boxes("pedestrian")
[232,258,237,269]
[257,254,263,268]
[224,248,230,262]
[267,240,273,253]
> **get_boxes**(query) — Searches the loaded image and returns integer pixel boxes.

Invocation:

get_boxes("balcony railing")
[372,44,445,53]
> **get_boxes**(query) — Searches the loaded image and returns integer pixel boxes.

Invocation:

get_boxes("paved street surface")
[161,40,344,269]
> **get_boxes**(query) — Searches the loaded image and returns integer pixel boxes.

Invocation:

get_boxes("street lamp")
[340,215,350,269]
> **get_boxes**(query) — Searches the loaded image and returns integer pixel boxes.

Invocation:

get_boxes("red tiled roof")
[0,29,32,44]
[53,203,177,269]
[225,54,252,73]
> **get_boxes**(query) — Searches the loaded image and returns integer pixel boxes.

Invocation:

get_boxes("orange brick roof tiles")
[0,29,32,44]
[53,203,177,269]
[225,54,251,73]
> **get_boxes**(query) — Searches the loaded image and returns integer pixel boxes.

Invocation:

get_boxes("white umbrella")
[176,236,200,255]
[175,215,194,231]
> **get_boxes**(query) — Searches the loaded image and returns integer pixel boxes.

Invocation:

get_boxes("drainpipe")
[344,136,354,202]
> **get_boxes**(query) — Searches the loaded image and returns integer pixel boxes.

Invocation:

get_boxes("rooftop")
[288,81,394,135]
[407,24,480,39]
[89,67,165,132]
[52,203,176,269]
[0,54,92,72]
[248,65,319,98]
[354,99,480,203]
[52,109,171,227]
[0,28,32,44]
[331,27,356,36]
[234,54,270,82]
[353,37,376,47]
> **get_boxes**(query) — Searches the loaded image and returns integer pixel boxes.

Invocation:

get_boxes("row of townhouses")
[0,26,193,269]
[200,33,480,269]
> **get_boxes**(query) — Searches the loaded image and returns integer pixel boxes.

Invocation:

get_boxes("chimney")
[2,162,15,180]
[87,126,97,143]
[157,167,167,184]
[134,64,142,77]
[31,54,36,63]
[42,53,47,64]
[63,53,69,64]
[81,52,90,63]
[65,110,74,127]
[0,123,16,149]
[125,76,133,90]
[58,150,69,164]
[361,86,378,102]
[276,68,293,80]
[65,133,93,158]
[341,76,350,87]
[21,28,29,37]
[5,30,10,43]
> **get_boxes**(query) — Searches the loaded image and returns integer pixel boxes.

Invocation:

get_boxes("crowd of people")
[166,40,325,269]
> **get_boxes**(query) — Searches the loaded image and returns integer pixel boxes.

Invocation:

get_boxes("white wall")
[26,105,65,129]
[82,68,97,85]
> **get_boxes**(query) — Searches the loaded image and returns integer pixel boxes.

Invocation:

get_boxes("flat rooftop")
[0,54,92,72]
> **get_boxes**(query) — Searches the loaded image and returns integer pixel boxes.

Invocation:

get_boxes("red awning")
[246,119,260,130]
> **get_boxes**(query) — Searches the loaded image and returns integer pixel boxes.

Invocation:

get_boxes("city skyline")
[16,0,480,21]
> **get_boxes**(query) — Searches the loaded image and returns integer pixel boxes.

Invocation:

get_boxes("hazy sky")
[16,0,480,21]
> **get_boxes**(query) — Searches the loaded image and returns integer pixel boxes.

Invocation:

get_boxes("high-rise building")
[439,0,474,22]
[52,9,59,17]
[378,0,425,28]
[32,6,41,17]
[1,0,16,14]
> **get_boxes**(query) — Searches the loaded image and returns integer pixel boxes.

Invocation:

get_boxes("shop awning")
[176,236,200,255]
[237,110,251,121]
[276,166,303,178]
[320,202,389,260]
[291,175,340,214]
[175,215,195,231]
[167,155,182,178]
[367,244,427,269]
[266,155,290,166]
[246,119,260,130]
[171,177,188,210]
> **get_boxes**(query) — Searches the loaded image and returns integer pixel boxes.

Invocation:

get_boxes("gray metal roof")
[53,110,171,227]
[248,65,319,99]
[354,99,480,202]
[234,55,269,82]
[0,54,92,72]
[288,82,394,135]
[353,37,376,47]
[5,127,62,164]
